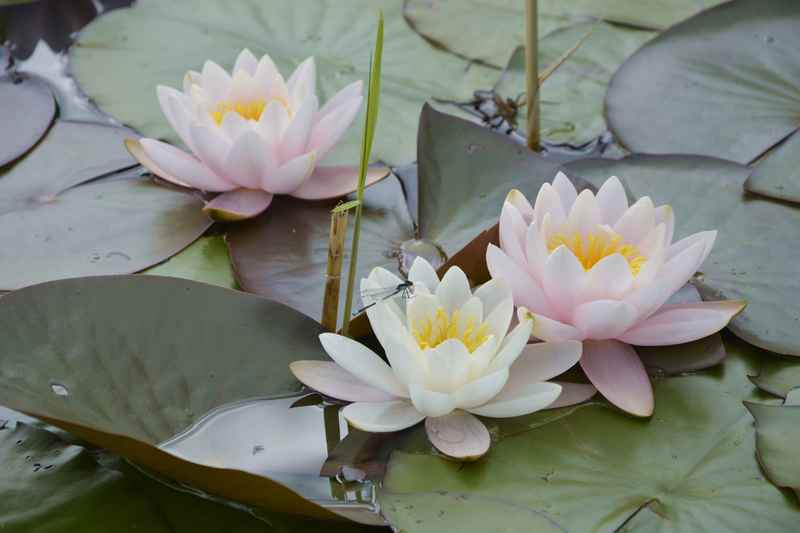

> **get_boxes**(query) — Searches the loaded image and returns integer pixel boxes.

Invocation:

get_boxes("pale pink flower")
[128,49,384,220]
[487,172,745,417]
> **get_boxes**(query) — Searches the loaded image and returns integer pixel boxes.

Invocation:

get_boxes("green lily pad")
[745,400,800,499]
[145,235,237,289]
[378,338,800,532]
[565,154,800,356]
[745,132,800,204]
[69,0,496,167]
[0,74,55,166]
[0,275,344,519]
[0,120,212,290]
[0,420,373,532]
[228,106,562,325]
[607,0,800,164]
[403,0,719,67]
[749,356,800,399]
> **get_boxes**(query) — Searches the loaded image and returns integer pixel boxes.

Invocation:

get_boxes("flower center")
[412,307,490,353]
[547,231,647,275]
[209,96,290,125]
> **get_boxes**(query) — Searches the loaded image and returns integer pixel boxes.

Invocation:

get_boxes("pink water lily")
[487,172,746,417]
[126,49,387,221]
[290,258,591,460]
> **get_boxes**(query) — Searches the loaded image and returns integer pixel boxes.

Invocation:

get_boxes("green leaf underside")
[0,120,211,290]
[379,339,800,532]
[145,236,237,289]
[565,154,800,357]
[607,0,800,164]
[69,0,496,167]
[0,275,341,518]
[0,420,373,532]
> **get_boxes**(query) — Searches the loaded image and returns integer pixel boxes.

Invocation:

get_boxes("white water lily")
[290,258,586,459]
[128,49,386,221]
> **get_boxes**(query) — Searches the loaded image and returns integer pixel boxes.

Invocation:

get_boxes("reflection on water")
[158,395,386,526]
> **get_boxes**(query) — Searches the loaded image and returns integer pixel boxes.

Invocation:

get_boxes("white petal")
[481,296,513,345]
[254,53,281,89]
[468,382,562,418]
[342,400,425,432]
[367,304,426,386]
[156,85,194,149]
[279,96,317,161]
[234,49,258,75]
[509,340,583,383]
[473,278,513,317]
[655,205,674,247]
[614,197,656,245]
[258,100,291,145]
[223,130,276,190]
[552,171,578,213]
[452,368,509,409]
[409,384,457,417]
[289,361,397,402]
[318,333,407,397]
[408,257,440,292]
[547,381,597,409]
[262,151,316,194]
[424,339,472,392]
[595,176,628,225]
[200,60,232,101]
[288,57,317,107]
[407,292,439,334]
[505,188,535,222]
[468,335,498,379]
[486,244,555,316]
[435,267,472,315]
[456,296,484,333]
[529,312,584,342]
[183,70,201,95]
[488,317,533,372]
[220,111,253,141]
[572,300,640,340]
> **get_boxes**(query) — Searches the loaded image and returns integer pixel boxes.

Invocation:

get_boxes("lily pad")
[749,356,800,399]
[607,0,800,164]
[403,0,719,67]
[145,235,237,289]
[0,120,212,290]
[0,74,55,166]
[0,420,371,532]
[565,154,800,356]
[378,339,800,532]
[228,106,563,325]
[745,400,800,499]
[0,275,343,519]
[69,0,496,167]
[745,132,800,204]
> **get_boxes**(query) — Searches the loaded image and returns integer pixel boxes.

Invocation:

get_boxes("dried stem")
[524,0,540,151]
[321,209,349,332]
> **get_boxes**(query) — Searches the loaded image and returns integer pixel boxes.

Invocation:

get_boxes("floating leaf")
[565,154,800,356]
[403,0,719,67]
[749,356,800,399]
[746,400,800,499]
[229,107,563,324]
[745,132,800,204]
[607,0,800,164]
[0,74,55,166]
[145,235,236,289]
[70,0,496,166]
[0,121,212,290]
[0,275,345,519]
[378,339,799,531]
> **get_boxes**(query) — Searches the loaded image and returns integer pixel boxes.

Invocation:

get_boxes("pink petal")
[580,340,653,417]
[595,176,628,225]
[233,49,258,75]
[565,189,601,235]
[532,183,566,226]
[552,171,578,213]
[487,244,555,316]
[279,96,317,161]
[189,123,233,180]
[134,138,234,192]
[263,151,316,194]
[505,189,535,222]
[613,197,656,245]
[524,222,548,282]
[425,411,490,461]
[499,201,528,267]
[200,60,232,101]
[289,165,389,200]
[287,57,317,106]
[542,245,587,321]
[655,205,674,247]
[307,97,362,160]
[668,230,717,264]
[572,300,639,340]
[255,53,281,90]
[547,381,597,409]
[317,80,363,120]
[619,300,746,346]
[224,131,276,190]
[587,253,634,300]
[203,189,273,221]
[289,361,397,402]
[156,85,194,149]
[529,312,584,342]
[508,340,583,382]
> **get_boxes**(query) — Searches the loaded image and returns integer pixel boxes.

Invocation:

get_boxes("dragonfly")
[355,280,415,315]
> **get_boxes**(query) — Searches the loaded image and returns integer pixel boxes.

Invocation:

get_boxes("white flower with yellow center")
[487,172,746,417]
[290,258,586,460]
[127,49,386,221]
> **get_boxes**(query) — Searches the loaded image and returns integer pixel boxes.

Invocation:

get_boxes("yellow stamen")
[412,307,490,353]
[209,96,290,125]
[547,231,646,275]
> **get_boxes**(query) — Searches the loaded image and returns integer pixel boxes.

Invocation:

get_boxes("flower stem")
[524,0,540,151]
[342,11,384,337]
[321,209,349,331]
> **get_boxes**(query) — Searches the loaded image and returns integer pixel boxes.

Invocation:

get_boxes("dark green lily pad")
[228,106,563,324]
[565,155,800,356]
[70,0,496,166]
[0,420,372,532]
[378,339,800,532]
[0,74,55,166]
[0,120,212,290]
[145,235,237,289]
[0,275,342,519]
[745,400,800,500]
[607,0,800,164]
[749,356,800,399]
[403,0,718,67]
[745,132,800,204]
